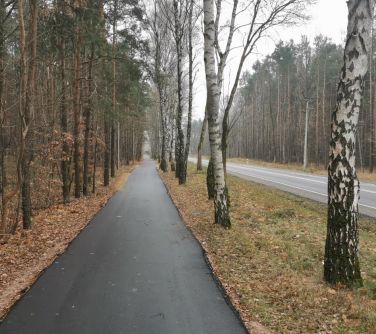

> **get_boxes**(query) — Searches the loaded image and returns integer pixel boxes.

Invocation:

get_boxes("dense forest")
[0,0,149,235]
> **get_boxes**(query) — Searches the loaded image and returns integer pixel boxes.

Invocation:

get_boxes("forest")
[0,0,148,235]
[193,36,376,171]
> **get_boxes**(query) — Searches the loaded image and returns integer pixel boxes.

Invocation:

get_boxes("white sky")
[192,0,348,120]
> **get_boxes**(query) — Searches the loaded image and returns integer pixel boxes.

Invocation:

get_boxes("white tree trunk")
[324,0,373,287]
[203,0,230,228]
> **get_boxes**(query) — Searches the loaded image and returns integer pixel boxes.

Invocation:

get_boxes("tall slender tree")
[203,0,230,228]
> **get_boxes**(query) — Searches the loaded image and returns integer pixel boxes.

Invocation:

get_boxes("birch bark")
[203,0,230,228]
[324,0,373,287]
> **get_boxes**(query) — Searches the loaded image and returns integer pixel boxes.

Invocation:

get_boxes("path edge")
[0,165,138,322]
[158,168,273,334]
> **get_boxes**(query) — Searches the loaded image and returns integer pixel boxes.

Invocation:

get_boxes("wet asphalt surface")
[0,159,246,334]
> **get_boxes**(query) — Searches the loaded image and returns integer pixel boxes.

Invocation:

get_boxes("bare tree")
[219,0,312,171]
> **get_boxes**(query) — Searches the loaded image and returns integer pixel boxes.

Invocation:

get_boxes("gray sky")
[192,0,348,120]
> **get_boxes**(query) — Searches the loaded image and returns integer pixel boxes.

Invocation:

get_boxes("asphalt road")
[190,158,376,218]
[0,160,246,334]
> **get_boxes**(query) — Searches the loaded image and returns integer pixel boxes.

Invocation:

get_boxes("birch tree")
[203,0,230,227]
[324,0,373,287]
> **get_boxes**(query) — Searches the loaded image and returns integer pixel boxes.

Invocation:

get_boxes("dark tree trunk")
[73,22,81,199]
[173,0,185,184]
[182,0,194,184]
[197,109,207,171]
[206,157,215,199]
[60,34,70,203]
[83,44,94,196]
[20,0,37,229]
[111,123,116,177]
[104,113,110,186]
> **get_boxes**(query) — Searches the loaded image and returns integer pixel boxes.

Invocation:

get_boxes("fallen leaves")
[0,164,137,320]
[160,164,376,334]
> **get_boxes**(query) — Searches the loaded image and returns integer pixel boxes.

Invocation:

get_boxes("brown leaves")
[0,164,136,320]
[160,164,376,334]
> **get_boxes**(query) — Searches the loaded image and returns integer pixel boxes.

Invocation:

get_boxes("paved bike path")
[0,159,245,334]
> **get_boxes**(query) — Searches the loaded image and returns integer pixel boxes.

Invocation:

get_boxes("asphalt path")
[189,158,376,218]
[0,160,246,334]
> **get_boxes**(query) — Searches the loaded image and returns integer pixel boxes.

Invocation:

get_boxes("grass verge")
[159,164,376,334]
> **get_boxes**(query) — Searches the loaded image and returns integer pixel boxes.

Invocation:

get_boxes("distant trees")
[226,38,345,167]
[147,0,198,184]
[0,0,149,235]
[324,0,373,287]
[148,0,314,228]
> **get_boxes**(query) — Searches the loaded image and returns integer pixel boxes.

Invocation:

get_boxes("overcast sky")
[192,0,348,120]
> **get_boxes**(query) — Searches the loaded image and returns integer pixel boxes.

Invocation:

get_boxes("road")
[0,160,246,334]
[190,158,376,218]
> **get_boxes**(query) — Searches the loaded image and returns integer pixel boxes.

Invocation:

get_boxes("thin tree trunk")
[324,0,373,287]
[59,12,69,203]
[322,55,327,166]
[315,61,320,165]
[173,0,185,184]
[83,44,94,196]
[303,100,309,169]
[111,0,117,178]
[110,124,116,177]
[370,25,374,172]
[73,20,81,199]
[182,0,194,184]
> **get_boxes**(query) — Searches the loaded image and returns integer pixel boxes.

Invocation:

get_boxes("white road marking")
[191,158,376,212]
[228,170,376,211]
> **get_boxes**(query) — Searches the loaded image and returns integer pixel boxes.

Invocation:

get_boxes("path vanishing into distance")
[189,158,376,219]
[0,160,246,334]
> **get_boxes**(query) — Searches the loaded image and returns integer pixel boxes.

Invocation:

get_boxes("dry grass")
[226,157,376,184]
[160,164,376,334]
[0,164,137,319]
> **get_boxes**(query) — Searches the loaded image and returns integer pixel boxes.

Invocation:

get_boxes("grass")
[160,164,376,333]
[225,157,376,184]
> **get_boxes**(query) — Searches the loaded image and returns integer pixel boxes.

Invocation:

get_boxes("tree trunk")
[73,20,81,199]
[173,0,185,184]
[315,61,320,165]
[303,100,309,169]
[322,55,327,166]
[182,0,194,183]
[203,0,230,228]
[324,0,373,287]
[197,108,207,170]
[370,25,374,173]
[83,44,94,196]
[19,0,37,229]
[59,3,69,203]
[111,0,117,178]
[104,112,110,186]
[110,124,116,177]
